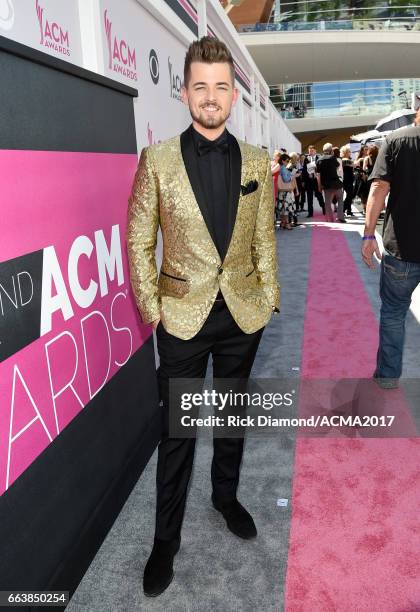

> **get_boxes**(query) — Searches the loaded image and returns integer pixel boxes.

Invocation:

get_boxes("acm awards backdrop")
[0,0,82,64]
[100,0,192,150]
[0,33,160,593]
[0,0,299,154]
[98,0,273,151]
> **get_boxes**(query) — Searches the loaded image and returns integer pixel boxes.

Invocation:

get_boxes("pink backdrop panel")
[0,150,151,494]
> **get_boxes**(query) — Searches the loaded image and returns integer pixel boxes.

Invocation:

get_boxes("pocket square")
[240,180,259,196]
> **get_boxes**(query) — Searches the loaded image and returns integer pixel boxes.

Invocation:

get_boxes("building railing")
[238,18,420,33]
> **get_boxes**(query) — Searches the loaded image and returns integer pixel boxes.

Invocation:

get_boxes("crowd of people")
[270,141,380,230]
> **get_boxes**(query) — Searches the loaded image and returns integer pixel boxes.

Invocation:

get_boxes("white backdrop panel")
[99,0,192,150]
[243,100,253,144]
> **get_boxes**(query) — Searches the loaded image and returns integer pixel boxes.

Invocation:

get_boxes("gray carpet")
[67,216,313,612]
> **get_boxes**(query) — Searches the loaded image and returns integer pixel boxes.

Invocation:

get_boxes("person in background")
[277,153,298,229]
[354,145,369,214]
[332,146,343,178]
[302,145,325,217]
[288,152,304,213]
[358,144,379,215]
[353,145,368,197]
[361,108,420,389]
[354,145,368,169]
[332,146,343,213]
[363,144,379,181]
[316,142,345,223]
[340,145,355,217]
[271,149,281,209]
[299,153,307,211]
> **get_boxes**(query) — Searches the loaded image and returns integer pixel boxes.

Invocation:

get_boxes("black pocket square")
[240,180,259,196]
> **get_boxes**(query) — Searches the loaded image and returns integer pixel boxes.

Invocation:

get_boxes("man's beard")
[190,105,230,130]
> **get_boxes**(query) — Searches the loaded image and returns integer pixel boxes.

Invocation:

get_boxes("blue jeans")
[375,250,420,379]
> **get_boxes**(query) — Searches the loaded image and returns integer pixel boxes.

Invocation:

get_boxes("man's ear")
[181,85,188,106]
[232,86,239,107]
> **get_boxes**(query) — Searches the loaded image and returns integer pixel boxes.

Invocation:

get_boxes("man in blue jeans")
[362,108,420,388]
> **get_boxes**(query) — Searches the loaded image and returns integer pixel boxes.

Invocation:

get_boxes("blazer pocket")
[158,270,189,298]
[243,268,258,290]
[240,180,259,196]
[160,270,187,282]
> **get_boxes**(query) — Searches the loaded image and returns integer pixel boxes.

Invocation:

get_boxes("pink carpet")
[284,219,420,612]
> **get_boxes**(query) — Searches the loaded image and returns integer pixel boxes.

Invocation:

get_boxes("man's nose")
[205,91,218,103]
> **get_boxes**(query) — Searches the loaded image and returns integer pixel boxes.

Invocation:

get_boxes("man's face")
[308,147,316,156]
[181,61,238,131]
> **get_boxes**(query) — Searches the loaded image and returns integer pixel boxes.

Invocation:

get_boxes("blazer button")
[218,267,223,274]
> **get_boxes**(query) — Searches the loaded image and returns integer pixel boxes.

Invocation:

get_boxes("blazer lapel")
[180,126,217,248]
[223,131,242,261]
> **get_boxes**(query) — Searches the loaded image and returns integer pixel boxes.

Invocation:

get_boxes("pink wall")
[0,150,151,494]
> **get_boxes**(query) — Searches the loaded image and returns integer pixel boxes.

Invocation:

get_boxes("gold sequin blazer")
[126,126,280,340]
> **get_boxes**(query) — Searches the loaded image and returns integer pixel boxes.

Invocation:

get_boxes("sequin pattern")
[126,135,280,339]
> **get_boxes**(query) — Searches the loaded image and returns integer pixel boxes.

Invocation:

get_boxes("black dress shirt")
[191,126,230,261]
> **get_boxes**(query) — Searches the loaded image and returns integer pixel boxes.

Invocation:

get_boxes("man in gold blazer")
[126,37,280,597]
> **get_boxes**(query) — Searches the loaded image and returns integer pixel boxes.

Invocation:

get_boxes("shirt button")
[218,267,223,274]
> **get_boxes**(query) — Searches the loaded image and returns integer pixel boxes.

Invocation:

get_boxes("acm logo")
[168,56,183,102]
[104,9,137,81]
[35,0,70,56]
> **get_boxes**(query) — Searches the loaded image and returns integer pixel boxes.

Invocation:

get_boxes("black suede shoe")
[212,494,257,539]
[143,537,180,597]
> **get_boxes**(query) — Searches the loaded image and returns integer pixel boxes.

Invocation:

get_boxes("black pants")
[343,181,354,214]
[295,176,305,210]
[305,177,325,216]
[154,298,264,542]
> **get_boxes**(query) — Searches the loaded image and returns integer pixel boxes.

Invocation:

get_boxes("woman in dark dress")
[358,144,379,214]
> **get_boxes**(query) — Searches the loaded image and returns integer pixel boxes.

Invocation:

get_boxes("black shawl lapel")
[223,131,242,261]
[180,125,217,247]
